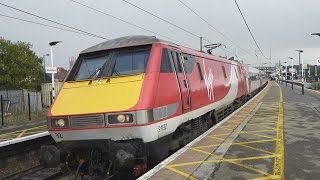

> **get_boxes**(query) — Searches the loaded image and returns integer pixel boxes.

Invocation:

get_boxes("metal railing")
[0,91,48,126]
[279,79,305,95]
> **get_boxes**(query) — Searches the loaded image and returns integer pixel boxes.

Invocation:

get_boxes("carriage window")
[222,66,227,78]
[183,54,195,73]
[160,49,173,72]
[170,51,182,73]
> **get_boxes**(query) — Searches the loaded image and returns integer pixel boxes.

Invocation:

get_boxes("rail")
[278,79,305,95]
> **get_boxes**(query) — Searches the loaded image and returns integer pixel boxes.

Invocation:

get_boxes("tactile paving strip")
[147,82,284,180]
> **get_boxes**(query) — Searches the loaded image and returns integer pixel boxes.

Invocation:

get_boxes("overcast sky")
[1,0,320,69]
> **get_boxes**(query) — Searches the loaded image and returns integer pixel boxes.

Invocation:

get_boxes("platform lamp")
[283,62,288,80]
[311,33,320,37]
[295,50,303,82]
[287,57,293,80]
[311,33,320,81]
[49,41,62,103]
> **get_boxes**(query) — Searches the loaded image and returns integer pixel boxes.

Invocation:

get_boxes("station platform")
[140,81,320,179]
[0,120,47,144]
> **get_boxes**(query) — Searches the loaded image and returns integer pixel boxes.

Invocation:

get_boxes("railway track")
[0,165,62,180]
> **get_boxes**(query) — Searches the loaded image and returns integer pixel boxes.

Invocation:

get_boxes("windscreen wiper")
[88,67,102,79]
[97,53,116,78]
[86,54,113,80]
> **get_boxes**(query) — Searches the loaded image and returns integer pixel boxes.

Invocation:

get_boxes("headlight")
[57,119,66,127]
[50,118,68,128]
[108,114,133,124]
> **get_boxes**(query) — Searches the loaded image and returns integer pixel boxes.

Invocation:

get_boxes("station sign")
[317,57,320,66]
[45,67,57,73]
[303,64,308,70]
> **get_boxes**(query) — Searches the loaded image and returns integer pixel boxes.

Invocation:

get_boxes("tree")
[0,38,43,90]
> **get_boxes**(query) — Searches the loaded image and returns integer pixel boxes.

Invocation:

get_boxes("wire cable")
[68,0,187,46]
[234,0,267,59]
[0,13,103,39]
[0,2,108,40]
[177,0,255,58]
[122,0,238,55]
[120,0,201,39]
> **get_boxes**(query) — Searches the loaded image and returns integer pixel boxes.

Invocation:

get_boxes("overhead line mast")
[177,0,255,58]
[120,0,234,54]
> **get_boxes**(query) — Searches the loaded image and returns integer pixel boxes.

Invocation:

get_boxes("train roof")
[80,35,171,54]
[80,35,239,65]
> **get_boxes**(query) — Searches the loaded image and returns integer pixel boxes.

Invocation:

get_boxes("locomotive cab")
[45,39,158,175]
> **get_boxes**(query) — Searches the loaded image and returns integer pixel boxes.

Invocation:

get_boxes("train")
[40,35,267,178]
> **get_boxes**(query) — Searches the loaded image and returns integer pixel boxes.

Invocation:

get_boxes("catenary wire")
[120,0,236,55]
[177,0,255,58]
[68,0,188,47]
[120,0,201,39]
[0,2,108,40]
[0,13,102,39]
[234,0,267,59]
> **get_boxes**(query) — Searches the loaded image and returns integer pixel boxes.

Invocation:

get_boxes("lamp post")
[295,50,303,82]
[311,33,320,81]
[311,33,320,37]
[283,61,288,80]
[288,57,293,80]
[49,41,62,103]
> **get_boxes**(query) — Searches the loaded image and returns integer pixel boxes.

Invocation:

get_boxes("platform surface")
[140,81,320,180]
[0,120,46,143]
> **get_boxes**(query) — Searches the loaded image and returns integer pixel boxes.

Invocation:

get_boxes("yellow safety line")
[273,83,284,179]
[235,143,275,155]
[16,129,27,138]
[226,120,247,124]
[218,125,240,129]
[244,124,276,130]
[164,82,277,179]
[165,166,197,180]
[167,154,275,168]
[224,154,276,162]
[247,122,276,125]
[191,148,272,176]
[208,129,275,139]
[0,125,46,137]
[248,120,277,124]
[195,138,276,151]
[250,175,280,180]
[242,129,275,133]
[206,135,275,155]
[240,131,275,139]
[167,159,224,168]
[216,126,234,131]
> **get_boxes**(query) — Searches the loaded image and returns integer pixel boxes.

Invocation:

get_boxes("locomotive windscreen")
[68,46,151,81]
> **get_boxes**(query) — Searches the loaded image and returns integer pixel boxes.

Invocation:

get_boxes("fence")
[41,82,62,107]
[0,90,46,126]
